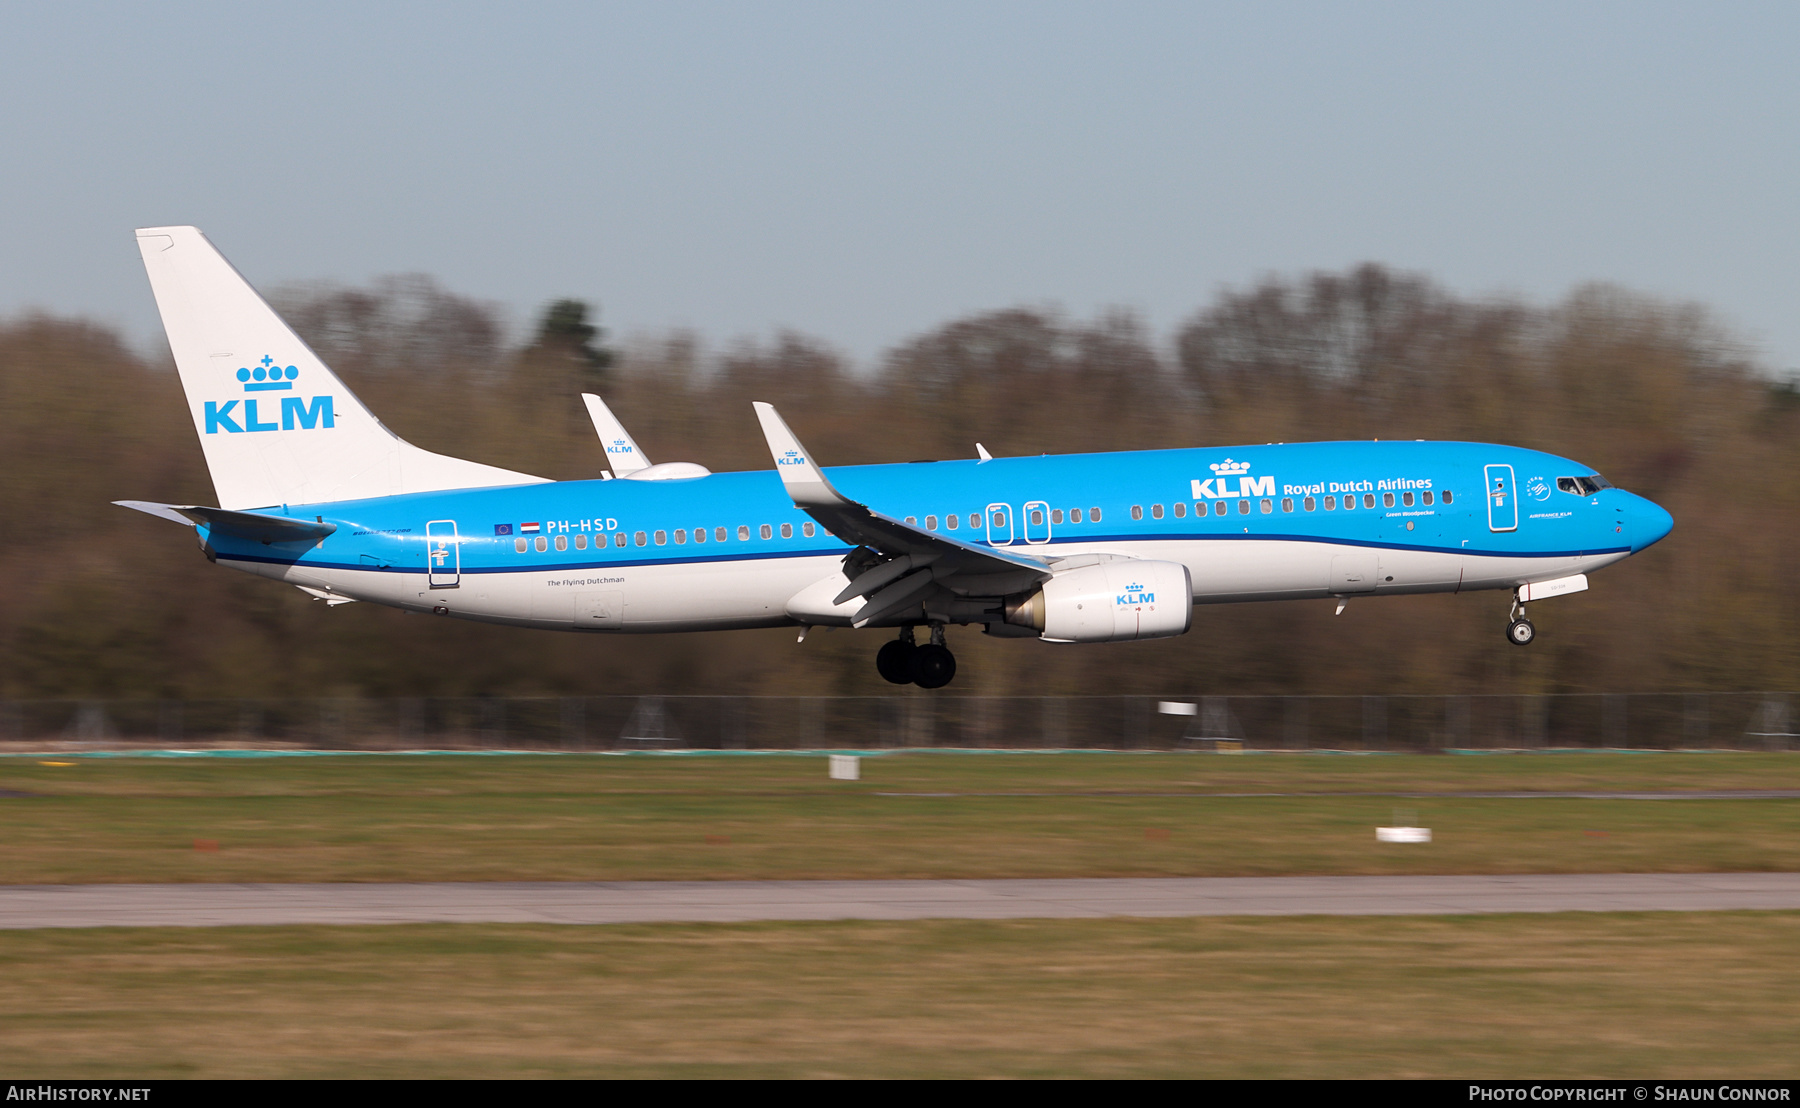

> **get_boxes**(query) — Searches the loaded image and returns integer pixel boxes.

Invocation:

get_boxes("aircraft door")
[1023,500,1051,544]
[1484,465,1518,532]
[426,520,460,588]
[985,503,1014,546]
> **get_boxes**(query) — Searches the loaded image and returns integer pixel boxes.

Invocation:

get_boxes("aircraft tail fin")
[134,226,546,509]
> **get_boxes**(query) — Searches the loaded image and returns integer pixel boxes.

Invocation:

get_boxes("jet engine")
[1003,560,1193,643]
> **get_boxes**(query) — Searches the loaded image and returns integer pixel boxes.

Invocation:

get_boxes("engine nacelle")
[1004,560,1193,643]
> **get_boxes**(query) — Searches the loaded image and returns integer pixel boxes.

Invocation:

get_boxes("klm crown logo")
[1209,458,1251,475]
[1117,582,1156,605]
[777,450,806,467]
[607,439,634,455]
[238,355,299,392]
[205,355,334,435]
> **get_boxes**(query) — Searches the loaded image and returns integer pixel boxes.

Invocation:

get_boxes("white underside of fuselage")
[227,538,1629,635]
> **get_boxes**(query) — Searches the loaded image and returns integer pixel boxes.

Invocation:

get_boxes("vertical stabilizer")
[135,226,545,509]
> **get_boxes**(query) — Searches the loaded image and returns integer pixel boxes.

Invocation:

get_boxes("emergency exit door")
[1484,465,1517,532]
[426,520,460,587]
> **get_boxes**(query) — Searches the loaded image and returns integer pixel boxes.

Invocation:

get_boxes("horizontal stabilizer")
[114,500,336,545]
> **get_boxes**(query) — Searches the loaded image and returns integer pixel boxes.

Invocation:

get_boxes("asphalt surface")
[2,872,1799,929]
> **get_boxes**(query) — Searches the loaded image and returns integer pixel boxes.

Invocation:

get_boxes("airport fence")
[0,692,1794,752]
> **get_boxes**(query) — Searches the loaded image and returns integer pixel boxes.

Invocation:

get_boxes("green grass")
[1,752,1797,884]
[3,912,1798,1077]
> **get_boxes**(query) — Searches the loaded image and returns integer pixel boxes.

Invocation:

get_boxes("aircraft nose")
[1623,493,1674,552]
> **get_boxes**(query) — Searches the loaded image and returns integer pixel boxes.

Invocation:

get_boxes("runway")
[2,872,1799,929]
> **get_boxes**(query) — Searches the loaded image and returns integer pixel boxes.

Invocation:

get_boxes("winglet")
[976,443,993,462]
[752,402,850,508]
[581,393,651,476]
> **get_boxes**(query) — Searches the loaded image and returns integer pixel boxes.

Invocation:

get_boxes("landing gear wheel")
[912,643,957,689]
[876,639,918,684]
[1507,618,1536,646]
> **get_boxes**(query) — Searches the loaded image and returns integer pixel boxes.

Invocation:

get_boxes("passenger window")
[1213,501,1226,516]
[1172,502,1185,519]
[738,525,750,541]
[1131,505,1143,521]
[614,532,627,547]
[1442,490,1453,505]
[555,535,568,551]
[946,514,958,529]
[716,527,728,542]
[1282,497,1294,513]
[535,536,548,552]
[634,531,647,547]
[1030,509,1043,526]
[1090,507,1102,522]
[1402,492,1414,507]
[803,522,815,537]
[1237,500,1250,515]
[654,530,666,546]
[515,537,528,553]
[1363,494,1376,509]
[1070,508,1082,524]
[760,524,773,540]
[575,533,588,550]
[926,515,938,530]
[905,516,916,525]
[1325,496,1336,510]
[1343,496,1354,511]
[971,513,982,528]
[1051,509,1064,524]
[674,529,687,544]
[1151,504,1164,519]
[1260,498,1273,514]
[1383,493,1395,508]
[1422,491,1434,506]
[780,523,793,539]
[694,528,706,544]
[991,510,1007,529]
[1304,496,1316,511]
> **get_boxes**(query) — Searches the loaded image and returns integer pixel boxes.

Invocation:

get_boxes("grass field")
[2,912,1797,1078]
[1,751,1796,884]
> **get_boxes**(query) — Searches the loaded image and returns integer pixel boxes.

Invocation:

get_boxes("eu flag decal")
[493,524,513,536]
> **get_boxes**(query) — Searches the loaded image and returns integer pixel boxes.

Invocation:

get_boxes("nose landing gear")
[874,624,958,688]
[1506,593,1536,646]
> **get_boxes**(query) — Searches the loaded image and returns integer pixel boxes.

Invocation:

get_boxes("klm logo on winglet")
[1117,582,1155,606]
[1192,458,1274,499]
[205,355,334,434]
[777,450,806,467]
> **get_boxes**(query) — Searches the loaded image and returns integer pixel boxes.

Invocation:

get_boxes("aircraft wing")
[752,403,1051,625]
[114,500,337,545]
[581,393,652,476]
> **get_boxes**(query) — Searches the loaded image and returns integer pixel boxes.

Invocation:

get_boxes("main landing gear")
[1506,594,1536,647]
[876,624,958,689]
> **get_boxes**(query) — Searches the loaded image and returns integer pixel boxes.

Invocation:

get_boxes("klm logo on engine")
[204,356,335,434]
[1116,582,1155,606]
[1191,458,1273,499]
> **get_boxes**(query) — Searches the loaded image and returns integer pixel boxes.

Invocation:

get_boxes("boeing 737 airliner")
[117,227,1673,687]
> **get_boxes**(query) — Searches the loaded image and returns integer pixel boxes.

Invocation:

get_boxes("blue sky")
[4,1,1797,370]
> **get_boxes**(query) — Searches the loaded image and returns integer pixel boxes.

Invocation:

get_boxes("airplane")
[116,226,1675,688]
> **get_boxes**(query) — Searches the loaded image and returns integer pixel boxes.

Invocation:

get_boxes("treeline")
[2,265,1794,699]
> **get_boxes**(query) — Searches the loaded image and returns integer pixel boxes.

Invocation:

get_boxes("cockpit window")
[1558,475,1610,495]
